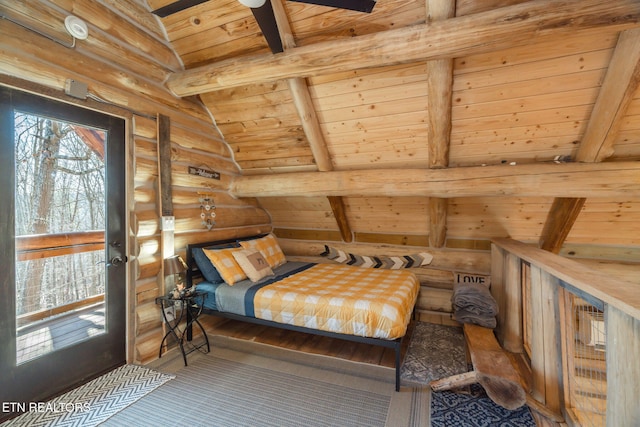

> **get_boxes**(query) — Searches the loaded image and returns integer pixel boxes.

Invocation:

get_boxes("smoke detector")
[64,16,89,40]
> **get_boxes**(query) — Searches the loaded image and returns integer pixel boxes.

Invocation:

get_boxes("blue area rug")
[399,322,535,426]
[431,382,536,426]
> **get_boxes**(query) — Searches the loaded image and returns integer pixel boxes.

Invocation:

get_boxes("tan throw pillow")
[202,247,246,285]
[232,250,274,282]
[239,234,286,268]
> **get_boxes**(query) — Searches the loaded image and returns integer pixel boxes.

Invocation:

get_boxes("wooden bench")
[431,323,564,422]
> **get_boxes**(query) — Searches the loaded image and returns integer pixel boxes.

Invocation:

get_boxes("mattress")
[197,261,419,340]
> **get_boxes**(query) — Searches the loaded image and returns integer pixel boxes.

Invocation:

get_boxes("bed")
[185,234,420,391]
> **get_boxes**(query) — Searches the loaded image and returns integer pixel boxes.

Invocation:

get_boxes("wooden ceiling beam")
[230,162,640,199]
[539,198,586,253]
[166,0,640,96]
[576,28,640,163]
[273,1,332,171]
[539,28,640,252]
[272,0,353,242]
[426,0,455,248]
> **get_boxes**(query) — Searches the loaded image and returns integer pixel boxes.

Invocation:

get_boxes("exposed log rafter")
[230,162,640,199]
[539,28,640,253]
[425,0,455,248]
[575,28,640,163]
[272,0,353,242]
[162,0,640,252]
[166,0,640,96]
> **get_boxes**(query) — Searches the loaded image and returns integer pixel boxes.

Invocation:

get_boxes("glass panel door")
[0,86,126,414]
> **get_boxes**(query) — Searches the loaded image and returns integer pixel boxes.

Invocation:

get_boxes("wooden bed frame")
[184,238,411,391]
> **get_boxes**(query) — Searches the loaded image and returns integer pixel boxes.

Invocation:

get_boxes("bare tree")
[15,114,105,315]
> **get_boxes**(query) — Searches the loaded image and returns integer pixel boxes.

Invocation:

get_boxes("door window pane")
[14,113,106,364]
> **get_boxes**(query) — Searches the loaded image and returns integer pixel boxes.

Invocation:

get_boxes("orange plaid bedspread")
[253,263,419,339]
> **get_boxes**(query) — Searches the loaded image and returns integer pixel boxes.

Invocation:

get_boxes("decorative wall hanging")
[198,193,216,230]
[189,166,220,180]
[320,245,433,269]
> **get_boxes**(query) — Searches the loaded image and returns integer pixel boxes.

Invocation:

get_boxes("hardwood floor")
[197,315,416,369]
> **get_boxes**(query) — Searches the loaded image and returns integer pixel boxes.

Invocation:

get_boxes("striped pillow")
[202,247,246,285]
[239,234,286,268]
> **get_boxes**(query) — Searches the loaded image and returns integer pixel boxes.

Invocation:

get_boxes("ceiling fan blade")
[288,0,375,13]
[251,0,284,54]
[152,0,209,17]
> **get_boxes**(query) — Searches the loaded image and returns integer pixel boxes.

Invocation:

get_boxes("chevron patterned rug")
[2,364,174,427]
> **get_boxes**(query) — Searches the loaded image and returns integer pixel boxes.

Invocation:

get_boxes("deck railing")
[16,294,105,328]
[15,231,105,321]
[14,231,107,364]
[491,238,639,427]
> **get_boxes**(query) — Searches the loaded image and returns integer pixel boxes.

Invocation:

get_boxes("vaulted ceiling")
[148,0,640,252]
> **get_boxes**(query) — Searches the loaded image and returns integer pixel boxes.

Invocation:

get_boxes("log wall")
[131,114,271,363]
[0,1,270,364]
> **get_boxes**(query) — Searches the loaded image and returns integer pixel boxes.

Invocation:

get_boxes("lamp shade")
[238,0,266,8]
[164,255,187,276]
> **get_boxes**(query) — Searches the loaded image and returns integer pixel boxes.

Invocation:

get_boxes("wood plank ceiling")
[149,0,640,253]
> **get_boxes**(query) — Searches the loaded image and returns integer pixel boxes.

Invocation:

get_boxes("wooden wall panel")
[450,29,617,167]
[173,225,273,250]
[566,199,640,245]
[263,196,640,250]
[106,0,167,39]
[262,196,432,236]
[447,197,552,242]
[156,0,268,67]
[451,28,618,76]
[344,197,429,235]
[259,197,338,230]
[289,0,424,46]
[201,80,314,174]
[613,94,640,160]
[174,206,270,230]
[131,107,268,362]
[170,126,231,158]
[310,63,429,170]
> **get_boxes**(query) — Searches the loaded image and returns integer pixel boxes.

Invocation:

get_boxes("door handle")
[107,255,128,267]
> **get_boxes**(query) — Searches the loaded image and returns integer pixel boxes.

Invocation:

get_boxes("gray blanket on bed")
[451,283,498,329]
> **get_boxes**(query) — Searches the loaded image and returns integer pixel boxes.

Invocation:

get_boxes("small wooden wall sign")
[455,272,491,288]
[189,166,220,180]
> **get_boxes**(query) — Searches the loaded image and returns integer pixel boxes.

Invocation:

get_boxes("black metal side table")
[155,291,210,366]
